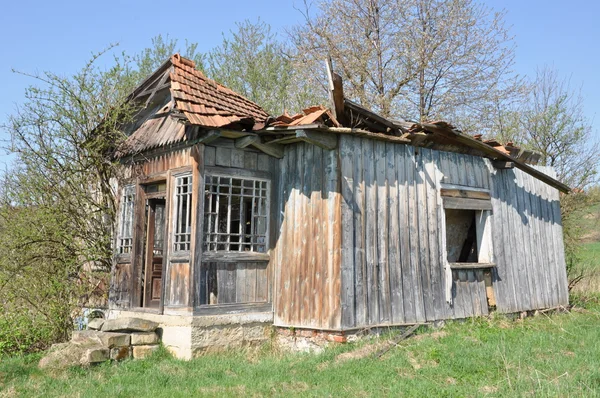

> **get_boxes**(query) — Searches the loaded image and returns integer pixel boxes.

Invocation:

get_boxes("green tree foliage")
[133,34,205,82]
[204,19,322,115]
[0,49,136,355]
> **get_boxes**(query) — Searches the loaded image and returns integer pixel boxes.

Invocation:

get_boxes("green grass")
[3,299,600,397]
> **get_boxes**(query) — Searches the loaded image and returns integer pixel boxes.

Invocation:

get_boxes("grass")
[3,298,600,397]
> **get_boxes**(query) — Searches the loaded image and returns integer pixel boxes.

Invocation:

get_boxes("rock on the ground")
[87,318,105,330]
[72,330,131,348]
[39,340,108,369]
[130,332,159,346]
[81,347,109,365]
[110,346,132,360]
[102,318,159,333]
[132,345,160,359]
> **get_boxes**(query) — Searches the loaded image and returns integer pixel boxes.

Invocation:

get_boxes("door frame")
[143,197,166,308]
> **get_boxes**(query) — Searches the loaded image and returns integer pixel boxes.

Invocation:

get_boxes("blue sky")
[1,0,599,169]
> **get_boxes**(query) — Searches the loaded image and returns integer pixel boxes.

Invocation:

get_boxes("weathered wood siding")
[200,262,268,304]
[339,135,567,329]
[195,138,277,309]
[489,166,569,312]
[109,147,196,311]
[273,142,342,330]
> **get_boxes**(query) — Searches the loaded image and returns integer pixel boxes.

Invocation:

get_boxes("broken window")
[117,185,135,254]
[173,174,192,252]
[203,175,269,253]
[445,209,479,263]
[442,188,494,266]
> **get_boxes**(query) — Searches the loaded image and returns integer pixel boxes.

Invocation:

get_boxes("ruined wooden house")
[109,55,570,358]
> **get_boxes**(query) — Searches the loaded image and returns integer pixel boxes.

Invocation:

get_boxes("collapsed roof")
[119,54,569,193]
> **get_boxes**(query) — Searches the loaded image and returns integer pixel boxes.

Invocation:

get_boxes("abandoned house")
[108,54,570,358]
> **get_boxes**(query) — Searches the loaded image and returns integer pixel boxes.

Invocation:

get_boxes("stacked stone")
[39,317,161,369]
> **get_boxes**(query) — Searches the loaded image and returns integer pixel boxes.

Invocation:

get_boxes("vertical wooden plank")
[191,144,205,309]
[300,143,314,326]
[215,147,232,167]
[314,146,325,327]
[256,262,268,302]
[257,154,269,171]
[536,170,560,308]
[340,136,356,328]
[468,270,481,316]
[506,169,532,311]
[204,146,216,166]
[416,149,434,321]
[375,140,391,323]
[244,151,258,170]
[515,169,538,309]
[293,144,305,325]
[452,270,466,319]
[425,149,445,320]
[407,146,426,322]
[328,146,342,330]
[525,171,550,309]
[465,156,477,187]
[364,138,380,324]
[397,145,414,323]
[245,263,257,303]
[386,142,403,324]
[231,148,244,169]
[236,263,247,303]
[353,136,367,326]
[548,174,569,306]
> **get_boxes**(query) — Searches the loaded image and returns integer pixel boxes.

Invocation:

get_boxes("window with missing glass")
[118,185,135,254]
[173,174,192,252]
[203,175,269,253]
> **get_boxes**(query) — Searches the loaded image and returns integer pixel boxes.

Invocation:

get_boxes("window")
[203,175,269,253]
[118,185,135,254]
[173,174,193,252]
[442,187,494,267]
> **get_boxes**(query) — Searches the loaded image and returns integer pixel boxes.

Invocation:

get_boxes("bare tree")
[521,67,599,190]
[290,0,521,128]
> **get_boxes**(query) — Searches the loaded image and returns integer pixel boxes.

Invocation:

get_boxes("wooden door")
[143,199,166,308]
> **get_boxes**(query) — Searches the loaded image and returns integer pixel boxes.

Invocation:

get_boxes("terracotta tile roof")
[170,54,269,128]
[118,54,270,156]
[268,105,340,128]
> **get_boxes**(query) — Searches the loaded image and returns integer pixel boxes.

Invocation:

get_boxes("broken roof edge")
[260,122,570,193]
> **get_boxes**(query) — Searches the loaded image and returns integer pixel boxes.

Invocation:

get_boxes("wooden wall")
[339,135,568,330]
[273,142,342,330]
[490,166,569,312]
[195,138,278,309]
[110,147,196,311]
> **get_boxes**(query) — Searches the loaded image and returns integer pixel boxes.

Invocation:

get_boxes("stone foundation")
[39,317,161,369]
[107,309,273,359]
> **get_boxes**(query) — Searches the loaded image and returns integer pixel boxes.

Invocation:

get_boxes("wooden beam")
[251,141,284,159]
[443,197,492,210]
[296,129,338,150]
[326,57,345,124]
[421,122,570,193]
[440,189,491,200]
[234,134,260,149]
[197,129,221,144]
[492,160,515,169]
[449,262,496,270]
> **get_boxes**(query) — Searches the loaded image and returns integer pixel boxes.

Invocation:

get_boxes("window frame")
[441,186,495,270]
[116,184,136,257]
[202,172,271,256]
[171,172,193,254]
